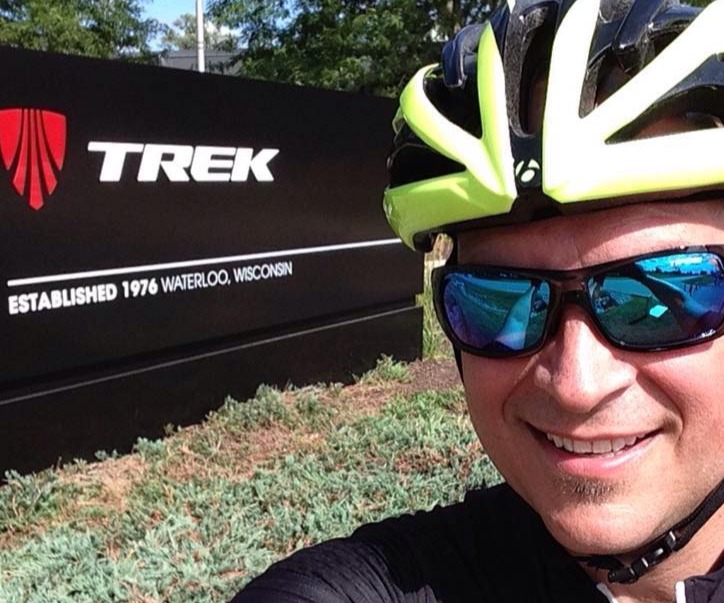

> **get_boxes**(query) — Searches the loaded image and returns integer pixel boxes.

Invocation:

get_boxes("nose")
[533,306,637,414]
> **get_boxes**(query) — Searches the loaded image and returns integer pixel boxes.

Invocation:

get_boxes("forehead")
[458,201,724,269]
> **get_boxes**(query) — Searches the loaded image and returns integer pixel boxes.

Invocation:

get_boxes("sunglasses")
[432,246,724,358]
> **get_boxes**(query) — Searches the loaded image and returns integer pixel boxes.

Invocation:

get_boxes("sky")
[143,0,196,27]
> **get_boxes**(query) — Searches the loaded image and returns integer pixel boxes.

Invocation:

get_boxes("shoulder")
[349,483,558,594]
[229,484,601,603]
[683,565,724,602]
[352,483,542,555]
[229,534,395,603]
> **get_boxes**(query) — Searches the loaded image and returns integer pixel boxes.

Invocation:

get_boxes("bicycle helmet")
[384,0,724,251]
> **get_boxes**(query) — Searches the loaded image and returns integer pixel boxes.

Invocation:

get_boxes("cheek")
[462,353,513,422]
[639,344,724,474]
[461,353,528,465]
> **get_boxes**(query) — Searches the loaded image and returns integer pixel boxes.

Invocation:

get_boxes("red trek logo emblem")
[0,108,67,210]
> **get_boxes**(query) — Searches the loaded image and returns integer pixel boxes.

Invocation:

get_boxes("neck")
[581,507,724,603]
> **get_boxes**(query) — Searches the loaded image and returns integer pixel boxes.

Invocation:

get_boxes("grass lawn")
[0,262,502,603]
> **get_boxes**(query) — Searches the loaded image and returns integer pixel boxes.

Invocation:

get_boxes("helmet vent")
[505,4,556,135]
[388,141,466,188]
[607,53,724,144]
[424,71,483,139]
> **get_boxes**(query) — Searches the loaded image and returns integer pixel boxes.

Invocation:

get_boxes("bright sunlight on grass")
[0,357,500,602]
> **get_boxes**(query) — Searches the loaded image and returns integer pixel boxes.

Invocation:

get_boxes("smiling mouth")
[539,430,657,456]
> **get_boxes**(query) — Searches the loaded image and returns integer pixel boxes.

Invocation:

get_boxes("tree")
[208,0,718,96]
[0,0,163,63]
[208,0,496,96]
[160,12,236,52]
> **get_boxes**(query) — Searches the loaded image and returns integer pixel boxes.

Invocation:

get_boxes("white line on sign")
[7,239,402,287]
[0,305,413,406]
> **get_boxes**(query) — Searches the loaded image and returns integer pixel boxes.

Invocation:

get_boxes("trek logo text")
[0,107,281,211]
[87,142,280,183]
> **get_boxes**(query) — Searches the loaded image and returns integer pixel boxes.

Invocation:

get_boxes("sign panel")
[0,48,422,474]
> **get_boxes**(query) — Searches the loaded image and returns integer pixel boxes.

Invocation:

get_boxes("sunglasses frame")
[431,245,724,358]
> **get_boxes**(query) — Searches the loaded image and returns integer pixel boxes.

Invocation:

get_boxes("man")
[231,0,724,601]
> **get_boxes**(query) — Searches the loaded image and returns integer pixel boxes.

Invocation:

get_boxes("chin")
[545,514,644,557]
[531,483,662,556]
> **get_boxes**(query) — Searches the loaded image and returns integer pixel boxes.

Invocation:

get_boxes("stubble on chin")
[556,474,618,503]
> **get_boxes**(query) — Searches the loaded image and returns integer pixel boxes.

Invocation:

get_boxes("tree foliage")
[161,12,236,52]
[0,0,163,62]
[208,0,496,96]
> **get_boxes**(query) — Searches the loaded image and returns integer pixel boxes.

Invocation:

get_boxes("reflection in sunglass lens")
[589,252,724,347]
[441,272,551,353]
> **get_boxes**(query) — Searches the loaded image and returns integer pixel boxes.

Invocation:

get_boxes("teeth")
[573,440,592,454]
[546,433,642,455]
[592,439,612,454]
[547,433,564,448]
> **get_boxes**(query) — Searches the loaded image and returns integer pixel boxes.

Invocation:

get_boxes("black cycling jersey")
[230,484,724,603]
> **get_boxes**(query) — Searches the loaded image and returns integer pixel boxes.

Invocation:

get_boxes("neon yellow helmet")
[384,0,724,251]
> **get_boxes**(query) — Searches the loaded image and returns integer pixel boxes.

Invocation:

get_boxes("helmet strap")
[576,479,724,584]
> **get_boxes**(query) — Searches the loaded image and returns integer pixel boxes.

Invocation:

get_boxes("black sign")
[0,47,422,475]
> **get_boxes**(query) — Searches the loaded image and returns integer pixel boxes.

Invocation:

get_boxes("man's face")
[458,200,724,556]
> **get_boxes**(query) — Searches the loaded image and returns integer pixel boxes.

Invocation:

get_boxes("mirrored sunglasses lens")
[589,252,724,347]
[441,271,551,354]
